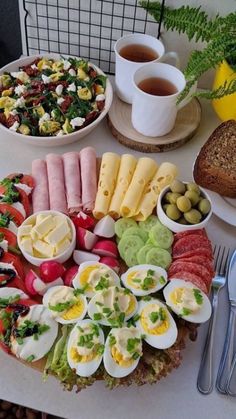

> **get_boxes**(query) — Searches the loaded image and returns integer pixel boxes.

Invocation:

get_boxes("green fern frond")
[195,79,236,100]
[140,2,236,43]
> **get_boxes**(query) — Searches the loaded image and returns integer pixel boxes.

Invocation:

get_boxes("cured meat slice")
[63,152,82,214]
[168,261,212,289]
[173,235,212,258]
[46,154,67,214]
[80,147,97,213]
[174,229,207,243]
[174,248,213,260]
[169,271,208,294]
[176,256,214,277]
[32,159,50,213]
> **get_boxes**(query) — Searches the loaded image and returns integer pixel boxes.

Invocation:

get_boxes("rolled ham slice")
[46,154,67,214]
[32,159,50,213]
[80,147,97,213]
[63,151,82,214]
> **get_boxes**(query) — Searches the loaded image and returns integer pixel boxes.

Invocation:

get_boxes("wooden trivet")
[107,94,201,153]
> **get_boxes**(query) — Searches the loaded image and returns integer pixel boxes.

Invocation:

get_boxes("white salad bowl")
[0,54,113,146]
[17,210,76,266]
[157,183,212,233]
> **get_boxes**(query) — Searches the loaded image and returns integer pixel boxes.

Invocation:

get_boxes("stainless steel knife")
[216,249,236,394]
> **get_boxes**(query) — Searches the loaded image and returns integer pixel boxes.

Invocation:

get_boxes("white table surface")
[0,93,236,419]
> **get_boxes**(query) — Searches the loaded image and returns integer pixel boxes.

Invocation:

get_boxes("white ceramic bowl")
[157,183,212,233]
[17,210,76,266]
[0,54,113,146]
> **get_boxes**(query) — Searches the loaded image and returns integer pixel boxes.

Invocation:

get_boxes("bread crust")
[193,120,236,197]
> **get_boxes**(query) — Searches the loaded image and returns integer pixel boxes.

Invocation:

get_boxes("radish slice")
[25,270,40,296]
[76,227,98,250]
[38,277,63,296]
[73,250,100,265]
[99,257,120,273]
[63,266,79,287]
[72,212,95,230]
[92,240,118,258]
[93,215,115,238]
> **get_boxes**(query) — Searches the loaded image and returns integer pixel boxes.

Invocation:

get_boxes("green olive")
[186,182,201,195]
[164,192,182,204]
[185,190,200,206]
[176,196,192,212]
[198,198,211,215]
[169,179,186,194]
[162,203,169,212]
[178,216,188,225]
[184,209,202,224]
[166,204,181,221]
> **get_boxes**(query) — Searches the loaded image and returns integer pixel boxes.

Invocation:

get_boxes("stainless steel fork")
[197,245,230,394]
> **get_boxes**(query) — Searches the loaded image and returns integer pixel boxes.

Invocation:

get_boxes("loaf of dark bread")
[193,120,236,197]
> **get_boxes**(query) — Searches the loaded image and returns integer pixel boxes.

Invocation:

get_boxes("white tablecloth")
[0,96,235,419]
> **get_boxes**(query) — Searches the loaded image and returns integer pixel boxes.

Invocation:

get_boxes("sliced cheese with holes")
[120,157,158,218]
[93,152,120,219]
[134,162,178,221]
[108,154,137,219]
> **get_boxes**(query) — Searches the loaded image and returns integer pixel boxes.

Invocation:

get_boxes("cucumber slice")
[137,244,154,264]
[124,249,139,267]
[146,248,172,270]
[149,224,174,249]
[115,218,137,238]
[139,215,161,233]
[118,234,144,261]
[123,227,148,243]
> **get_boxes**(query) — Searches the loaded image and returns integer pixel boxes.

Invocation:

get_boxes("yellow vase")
[212,60,236,121]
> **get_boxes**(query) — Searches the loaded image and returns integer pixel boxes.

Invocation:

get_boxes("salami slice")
[174,229,207,243]
[168,261,212,289]
[174,248,213,260]
[46,154,67,214]
[173,235,212,259]
[176,256,214,277]
[169,271,208,294]
[80,147,97,213]
[32,159,50,213]
[63,152,82,214]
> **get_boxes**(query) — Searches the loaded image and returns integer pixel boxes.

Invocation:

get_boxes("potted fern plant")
[140,1,236,121]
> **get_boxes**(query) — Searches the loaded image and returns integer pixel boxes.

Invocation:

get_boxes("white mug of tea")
[131,62,189,137]
[114,33,180,104]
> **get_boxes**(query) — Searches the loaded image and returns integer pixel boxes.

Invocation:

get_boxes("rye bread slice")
[193,120,236,197]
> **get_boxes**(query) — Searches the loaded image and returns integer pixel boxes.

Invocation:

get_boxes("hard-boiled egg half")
[88,286,138,326]
[163,278,212,323]
[73,261,120,298]
[136,298,177,349]
[10,304,58,362]
[43,285,87,324]
[0,287,29,303]
[103,326,142,378]
[121,264,167,296]
[67,319,104,377]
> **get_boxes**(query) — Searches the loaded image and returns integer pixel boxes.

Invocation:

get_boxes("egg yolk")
[70,347,96,364]
[111,346,133,367]
[61,299,84,320]
[169,287,200,313]
[79,265,99,291]
[140,307,169,335]
[125,295,137,316]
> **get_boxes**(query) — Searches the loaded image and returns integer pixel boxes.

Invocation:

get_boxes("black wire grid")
[22,0,165,74]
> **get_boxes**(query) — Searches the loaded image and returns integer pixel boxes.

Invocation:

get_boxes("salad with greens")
[0,57,107,137]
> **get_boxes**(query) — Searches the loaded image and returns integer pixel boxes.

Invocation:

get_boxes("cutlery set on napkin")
[197,248,236,395]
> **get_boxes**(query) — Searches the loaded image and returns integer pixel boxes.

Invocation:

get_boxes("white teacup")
[132,62,189,137]
[114,33,179,104]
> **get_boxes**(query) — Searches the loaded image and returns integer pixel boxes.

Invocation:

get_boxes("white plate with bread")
[193,120,236,226]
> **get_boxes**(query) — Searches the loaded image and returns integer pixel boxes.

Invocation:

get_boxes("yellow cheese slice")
[108,154,137,219]
[120,157,158,218]
[33,240,54,258]
[93,152,120,219]
[134,162,178,221]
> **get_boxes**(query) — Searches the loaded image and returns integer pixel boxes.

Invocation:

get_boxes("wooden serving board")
[107,94,201,153]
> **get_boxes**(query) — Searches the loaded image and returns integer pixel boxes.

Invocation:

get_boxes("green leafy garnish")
[159,308,167,321]
[0,179,19,204]
[94,276,110,291]
[141,276,154,291]
[181,307,192,316]
[159,276,166,285]
[49,300,75,313]
[113,302,120,312]
[0,213,11,227]
[149,311,159,324]
[14,320,50,343]
[109,335,116,346]
[193,289,203,305]
[126,337,141,353]
[0,294,20,308]
[147,269,155,276]
[26,355,35,363]
[142,295,151,302]
[93,313,102,321]
[96,344,105,356]
[132,352,140,360]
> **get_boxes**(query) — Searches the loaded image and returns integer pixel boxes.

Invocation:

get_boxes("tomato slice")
[18,298,37,306]
[7,174,35,189]
[0,203,24,226]
[0,228,17,247]
[16,187,30,217]
[1,252,25,280]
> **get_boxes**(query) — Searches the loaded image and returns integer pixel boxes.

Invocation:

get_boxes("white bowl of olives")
[157,180,212,233]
